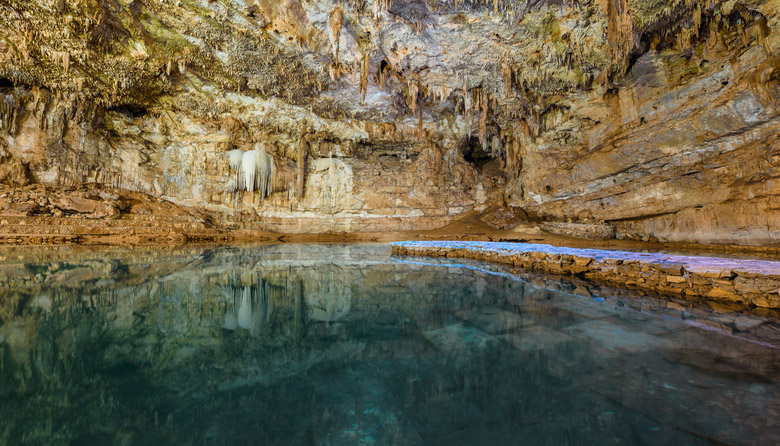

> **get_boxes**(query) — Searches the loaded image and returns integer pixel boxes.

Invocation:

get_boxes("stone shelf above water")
[391,241,780,309]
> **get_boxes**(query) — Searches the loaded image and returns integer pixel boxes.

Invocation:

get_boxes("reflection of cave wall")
[0,245,496,400]
[1,244,778,443]
[0,244,513,436]
[221,265,353,338]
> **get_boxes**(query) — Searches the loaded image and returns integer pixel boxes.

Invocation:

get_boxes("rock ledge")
[390,241,780,308]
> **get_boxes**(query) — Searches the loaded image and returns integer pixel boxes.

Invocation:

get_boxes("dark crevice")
[107,105,148,118]
[606,210,681,222]
[461,136,492,170]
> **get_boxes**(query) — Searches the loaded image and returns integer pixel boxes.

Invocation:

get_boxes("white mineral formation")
[228,148,276,199]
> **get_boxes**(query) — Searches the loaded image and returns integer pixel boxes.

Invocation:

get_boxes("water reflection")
[224,284,270,332]
[218,267,351,336]
[0,244,778,445]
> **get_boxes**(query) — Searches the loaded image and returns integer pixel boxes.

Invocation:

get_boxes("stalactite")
[378,61,389,90]
[408,80,419,114]
[242,150,260,192]
[297,135,308,199]
[373,0,393,17]
[505,135,521,175]
[19,38,30,63]
[273,164,296,195]
[360,52,369,102]
[463,79,471,139]
[502,57,513,98]
[756,16,772,57]
[330,6,344,60]
[51,51,71,73]
[417,107,424,139]
[604,0,634,80]
[429,84,451,105]
[0,93,18,134]
[228,149,243,188]
[479,90,489,150]
[35,92,51,131]
[227,148,275,199]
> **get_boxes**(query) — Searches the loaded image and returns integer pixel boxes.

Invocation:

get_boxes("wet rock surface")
[392,241,780,308]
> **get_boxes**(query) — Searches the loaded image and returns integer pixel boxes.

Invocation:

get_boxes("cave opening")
[107,104,148,118]
[461,136,493,170]
[0,78,15,90]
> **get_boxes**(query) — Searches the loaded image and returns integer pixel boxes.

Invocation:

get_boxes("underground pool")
[0,244,778,445]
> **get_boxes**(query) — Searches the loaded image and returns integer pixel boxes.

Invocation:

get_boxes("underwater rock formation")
[0,0,777,243]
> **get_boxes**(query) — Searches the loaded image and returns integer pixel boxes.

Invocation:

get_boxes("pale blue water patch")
[0,244,778,445]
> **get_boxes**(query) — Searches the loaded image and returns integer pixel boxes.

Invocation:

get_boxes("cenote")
[1,244,779,445]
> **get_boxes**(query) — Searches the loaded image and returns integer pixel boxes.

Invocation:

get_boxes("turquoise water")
[0,244,778,445]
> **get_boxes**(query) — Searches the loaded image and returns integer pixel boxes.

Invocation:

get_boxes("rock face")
[0,0,778,243]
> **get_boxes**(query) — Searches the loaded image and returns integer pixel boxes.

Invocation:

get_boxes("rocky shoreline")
[391,241,780,309]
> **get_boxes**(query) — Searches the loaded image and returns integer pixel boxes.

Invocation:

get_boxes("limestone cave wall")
[0,0,778,243]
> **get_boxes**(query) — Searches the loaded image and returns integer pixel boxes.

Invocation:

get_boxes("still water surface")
[0,244,778,445]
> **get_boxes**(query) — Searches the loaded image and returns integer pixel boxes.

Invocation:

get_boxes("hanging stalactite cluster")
[227,147,276,199]
[0,91,21,135]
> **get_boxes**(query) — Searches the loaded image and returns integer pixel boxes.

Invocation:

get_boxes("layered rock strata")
[391,241,780,308]
[0,183,231,243]
[0,0,778,244]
